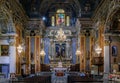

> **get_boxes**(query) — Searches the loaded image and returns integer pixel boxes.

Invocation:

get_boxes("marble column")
[44,38,50,64]
[49,40,51,57]
[53,42,56,58]
[72,38,76,64]
[9,38,16,73]
[104,36,110,78]
[66,41,69,58]
[51,40,54,58]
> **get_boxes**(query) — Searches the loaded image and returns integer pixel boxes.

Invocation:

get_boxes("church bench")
[12,75,51,83]
[67,75,101,83]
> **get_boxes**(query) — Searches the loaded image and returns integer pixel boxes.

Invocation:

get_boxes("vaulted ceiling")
[19,0,101,18]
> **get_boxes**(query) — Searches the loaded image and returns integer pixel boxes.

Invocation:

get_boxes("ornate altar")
[50,58,72,68]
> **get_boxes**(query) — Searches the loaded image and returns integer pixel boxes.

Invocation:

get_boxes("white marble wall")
[9,44,16,73]
[0,57,9,64]
[0,39,16,74]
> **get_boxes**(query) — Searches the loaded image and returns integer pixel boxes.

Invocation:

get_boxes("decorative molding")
[9,38,16,46]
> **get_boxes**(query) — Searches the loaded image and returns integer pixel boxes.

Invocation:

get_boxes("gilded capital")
[104,40,110,46]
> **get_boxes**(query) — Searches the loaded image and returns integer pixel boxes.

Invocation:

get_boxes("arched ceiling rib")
[19,0,102,18]
[40,0,81,16]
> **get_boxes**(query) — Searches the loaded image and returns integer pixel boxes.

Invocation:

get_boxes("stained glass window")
[66,16,70,26]
[51,16,55,26]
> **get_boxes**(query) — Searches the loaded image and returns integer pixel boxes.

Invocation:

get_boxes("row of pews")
[41,64,51,72]
[11,72,52,83]
[23,75,51,83]
[11,75,51,83]
[69,64,80,72]
[67,72,103,83]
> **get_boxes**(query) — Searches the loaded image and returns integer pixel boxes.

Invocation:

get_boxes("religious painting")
[56,9,65,25]
[112,46,117,56]
[1,45,9,56]
[56,13,65,25]
[55,44,65,57]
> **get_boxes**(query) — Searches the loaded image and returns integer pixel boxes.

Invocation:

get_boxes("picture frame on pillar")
[112,46,117,56]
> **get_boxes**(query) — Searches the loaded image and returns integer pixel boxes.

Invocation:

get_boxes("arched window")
[66,16,70,26]
[57,9,65,13]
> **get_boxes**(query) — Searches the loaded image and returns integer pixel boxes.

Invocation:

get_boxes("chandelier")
[55,28,66,42]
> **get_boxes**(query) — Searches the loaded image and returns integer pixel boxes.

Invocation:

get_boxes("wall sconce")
[40,49,46,64]
[95,45,102,56]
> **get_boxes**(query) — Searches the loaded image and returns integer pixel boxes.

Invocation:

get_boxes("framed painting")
[1,45,9,56]
[112,46,117,56]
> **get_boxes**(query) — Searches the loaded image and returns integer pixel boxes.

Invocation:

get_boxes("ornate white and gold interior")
[0,0,120,82]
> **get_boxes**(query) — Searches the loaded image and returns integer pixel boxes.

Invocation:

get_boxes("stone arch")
[105,4,120,29]
[0,8,10,34]
[0,5,18,34]
[40,0,81,16]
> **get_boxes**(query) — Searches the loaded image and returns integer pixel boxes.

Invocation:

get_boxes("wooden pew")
[41,64,50,72]
[68,75,100,83]
[12,75,51,83]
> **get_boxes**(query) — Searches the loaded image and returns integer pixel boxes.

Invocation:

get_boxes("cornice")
[79,18,93,28]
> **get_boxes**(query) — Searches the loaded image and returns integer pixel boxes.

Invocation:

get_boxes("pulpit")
[92,57,103,75]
